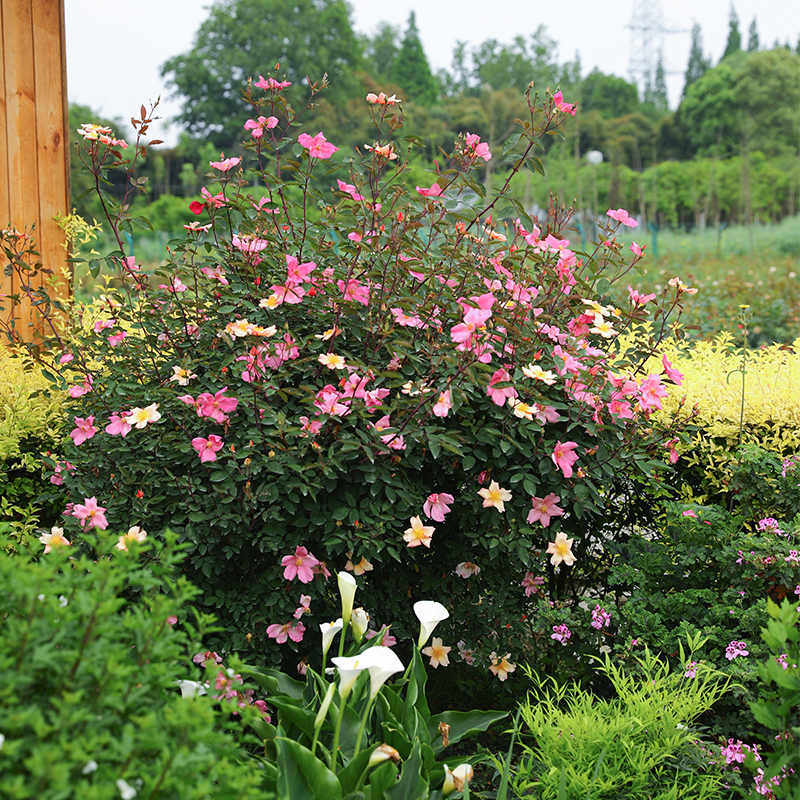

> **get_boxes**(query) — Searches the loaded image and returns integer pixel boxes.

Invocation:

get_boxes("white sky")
[65,0,800,146]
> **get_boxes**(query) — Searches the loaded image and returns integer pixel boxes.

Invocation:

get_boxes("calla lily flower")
[175,680,207,698]
[320,618,344,659]
[337,571,357,624]
[314,681,336,730]
[413,600,450,648]
[352,607,369,643]
[331,654,369,699]
[443,764,474,796]
[362,646,404,700]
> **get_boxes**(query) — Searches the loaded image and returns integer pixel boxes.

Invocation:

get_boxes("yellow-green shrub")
[651,333,800,500]
[0,349,66,536]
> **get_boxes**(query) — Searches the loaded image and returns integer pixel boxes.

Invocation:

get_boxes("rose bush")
[3,74,692,679]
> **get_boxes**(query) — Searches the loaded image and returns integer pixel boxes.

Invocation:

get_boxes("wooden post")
[0,0,70,344]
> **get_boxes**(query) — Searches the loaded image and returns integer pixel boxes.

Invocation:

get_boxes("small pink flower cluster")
[725,640,749,660]
[590,605,610,630]
[551,624,571,644]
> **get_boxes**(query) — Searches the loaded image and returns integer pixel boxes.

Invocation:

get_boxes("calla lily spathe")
[320,618,344,658]
[337,571,357,624]
[413,600,450,648]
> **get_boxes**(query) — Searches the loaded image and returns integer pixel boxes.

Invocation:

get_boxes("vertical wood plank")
[1,0,71,344]
[0,1,9,229]
[33,0,70,324]
[3,0,39,341]
[0,0,12,329]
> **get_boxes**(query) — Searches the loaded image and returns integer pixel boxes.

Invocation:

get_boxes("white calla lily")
[361,646,404,700]
[175,679,207,698]
[443,763,474,796]
[413,600,450,648]
[331,654,368,699]
[337,572,357,624]
[351,607,369,642]
[320,618,344,659]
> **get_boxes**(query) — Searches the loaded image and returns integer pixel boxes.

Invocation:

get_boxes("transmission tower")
[627,0,664,97]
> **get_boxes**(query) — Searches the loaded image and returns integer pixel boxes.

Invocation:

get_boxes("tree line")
[70,0,800,232]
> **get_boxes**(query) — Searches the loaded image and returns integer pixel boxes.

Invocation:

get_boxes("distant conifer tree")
[392,12,438,105]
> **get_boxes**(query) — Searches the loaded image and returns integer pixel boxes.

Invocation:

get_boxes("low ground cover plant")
[508,646,733,800]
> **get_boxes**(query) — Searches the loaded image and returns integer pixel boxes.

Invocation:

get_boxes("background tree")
[747,17,760,52]
[682,23,710,98]
[362,22,400,86]
[580,69,640,119]
[643,51,669,116]
[721,4,742,61]
[392,12,438,105]
[680,48,800,158]
[161,0,363,151]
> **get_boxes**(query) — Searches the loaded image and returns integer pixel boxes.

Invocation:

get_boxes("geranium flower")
[72,497,109,530]
[607,208,638,227]
[192,435,224,463]
[521,572,545,597]
[298,132,338,159]
[170,366,198,386]
[527,494,565,528]
[591,605,610,629]
[318,353,347,369]
[551,441,579,478]
[478,481,511,513]
[552,91,576,115]
[546,532,576,567]
[70,416,97,445]
[39,526,71,553]
[725,641,749,660]
[455,562,480,578]
[116,526,147,551]
[488,652,516,681]
[403,516,435,548]
[281,546,320,583]
[366,92,400,105]
[551,624,571,643]
[105,413,132,437]
[209,155,241,171]
[127,403,161,428]
[345,552,373,575]
[422,637,451,668]
[423,492,454,522]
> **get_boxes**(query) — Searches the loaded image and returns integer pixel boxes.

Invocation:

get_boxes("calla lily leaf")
[243,665,305,699]
[427,709,509,755]
[276,737,342,800]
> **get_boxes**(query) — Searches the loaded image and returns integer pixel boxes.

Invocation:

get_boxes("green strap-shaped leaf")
[385,740,429,800]
[243,665,306,698]
[363,762,400,800]
[275,737,343,800]
[427,709,508,755]
[269,695,318,739]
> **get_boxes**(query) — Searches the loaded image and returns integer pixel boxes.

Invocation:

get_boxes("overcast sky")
[65,0,800,146]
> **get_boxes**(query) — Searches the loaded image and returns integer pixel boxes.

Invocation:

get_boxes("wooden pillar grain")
[0,0,70,345]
